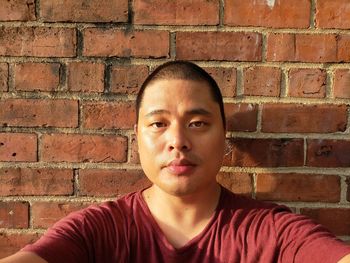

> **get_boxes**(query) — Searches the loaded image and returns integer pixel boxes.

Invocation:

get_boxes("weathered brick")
[83,29,169,58]
[0,233,40,259]
[288,68,327,98]
[256,173,340,202]
[40,0,128,22]
[134,0,219,25]
[0,202,29,228]
[347,177,350,202]
[224,103,258,132]
[0,133,37,162]
[224,138,304,167]
[0,27,76,57]
[0,0,35,21]
[337,34,350,62]
[204,67,236,97]
[224,0,310,28]
[82,101,135,130]
[316,0,350,29]
[307,139,350,167]
[110,65,149,94]
[0,168,73,196]
[0,63,8,92]
[243,67,281,96]
[67,62,104,93]
[14,62,60,91]
[267,33,338,62]
[261,104,347,133]
[32,202,89,228]
[176,32,262,61]
[334,69,350,98]
[79,169,151,197]
[0,99,78,128]
[217,172,253,197]
[301,208,350,235]
[41,134,127,163]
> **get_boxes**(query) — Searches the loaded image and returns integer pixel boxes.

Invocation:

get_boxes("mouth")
[165,159,197,175]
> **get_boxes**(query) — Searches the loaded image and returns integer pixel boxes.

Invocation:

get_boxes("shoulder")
[220,186,289,212]
[65,190,142,227]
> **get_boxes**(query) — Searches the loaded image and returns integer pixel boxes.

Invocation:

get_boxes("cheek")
[138,133,164,157]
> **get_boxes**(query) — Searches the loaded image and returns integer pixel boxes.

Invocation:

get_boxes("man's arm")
[339,254,350,263]
[0,252,47,263]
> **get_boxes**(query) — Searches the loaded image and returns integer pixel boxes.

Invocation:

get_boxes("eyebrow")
[144,108,212,118]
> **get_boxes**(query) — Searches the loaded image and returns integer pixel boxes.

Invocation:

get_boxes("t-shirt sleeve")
[273,208,350,263]
[21,203,127,263]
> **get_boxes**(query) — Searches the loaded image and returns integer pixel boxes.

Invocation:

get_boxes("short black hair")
[136,60,226,129]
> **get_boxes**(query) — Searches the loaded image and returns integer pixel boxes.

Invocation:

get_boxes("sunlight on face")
[136,79,226,197]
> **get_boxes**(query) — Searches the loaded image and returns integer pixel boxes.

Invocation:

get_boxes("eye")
[151,122,166,128]
[189,121,206,128]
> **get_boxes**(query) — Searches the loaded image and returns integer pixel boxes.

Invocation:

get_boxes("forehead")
[140,79,216,111]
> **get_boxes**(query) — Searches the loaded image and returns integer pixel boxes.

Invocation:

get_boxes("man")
[1,61,350,262]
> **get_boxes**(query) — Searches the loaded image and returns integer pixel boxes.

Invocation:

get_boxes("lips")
[165,158,196,175]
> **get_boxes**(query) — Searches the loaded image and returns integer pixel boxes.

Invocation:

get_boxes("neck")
[142,184,222,248]
[143,183,221,224]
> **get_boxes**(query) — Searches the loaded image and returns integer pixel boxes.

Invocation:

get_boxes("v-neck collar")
[136,187,225,255]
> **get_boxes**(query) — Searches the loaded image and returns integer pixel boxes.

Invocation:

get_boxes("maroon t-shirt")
[23,187,350,262]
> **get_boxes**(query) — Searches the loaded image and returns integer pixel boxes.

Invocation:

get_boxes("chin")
[160,182,201,197]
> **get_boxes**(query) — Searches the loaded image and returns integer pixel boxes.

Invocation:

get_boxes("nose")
[166,124,191,152]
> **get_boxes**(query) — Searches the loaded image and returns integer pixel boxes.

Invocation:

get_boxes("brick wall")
[0,0,350,257]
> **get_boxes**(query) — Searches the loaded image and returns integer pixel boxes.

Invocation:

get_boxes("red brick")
[14,62,60,91]
[294,34,337,62]
[301,208,350,235]
[334,69,350,98]
[41,134,127,163]
[67,62,104,93]
[256,173,340,202]
[0,27,76,57]
[224,138,304,167]
[0,99,78,128]
[347,177,350,202]
[176,32,262,61]
[83,29,169,58]
[316,0,350,29]
[40,0,128,22]
[0,0,35,21]
[0,133,37,162]
[130,134,140,164]
[82,101,135,130]
[32,202,89,228]
[261,104,347,133]
[204,67,236,97]
[337,34,350,62]
[110,65,149,95]
[0,168,73,196]
[0,202,29,228]
[217,172,252,197]
[0,233,40,258]
[266,33,295,61]
[224,0,310,28]
[267,33,338,62]
[224,103,258,132]
[0,63,8,92]
[79,169,151,197]
[307,139,350,167]
[243,67,281,96]
[288,69,327,98]
[134,0,218,25]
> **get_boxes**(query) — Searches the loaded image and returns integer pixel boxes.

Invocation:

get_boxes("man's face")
[136,79,225,197]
